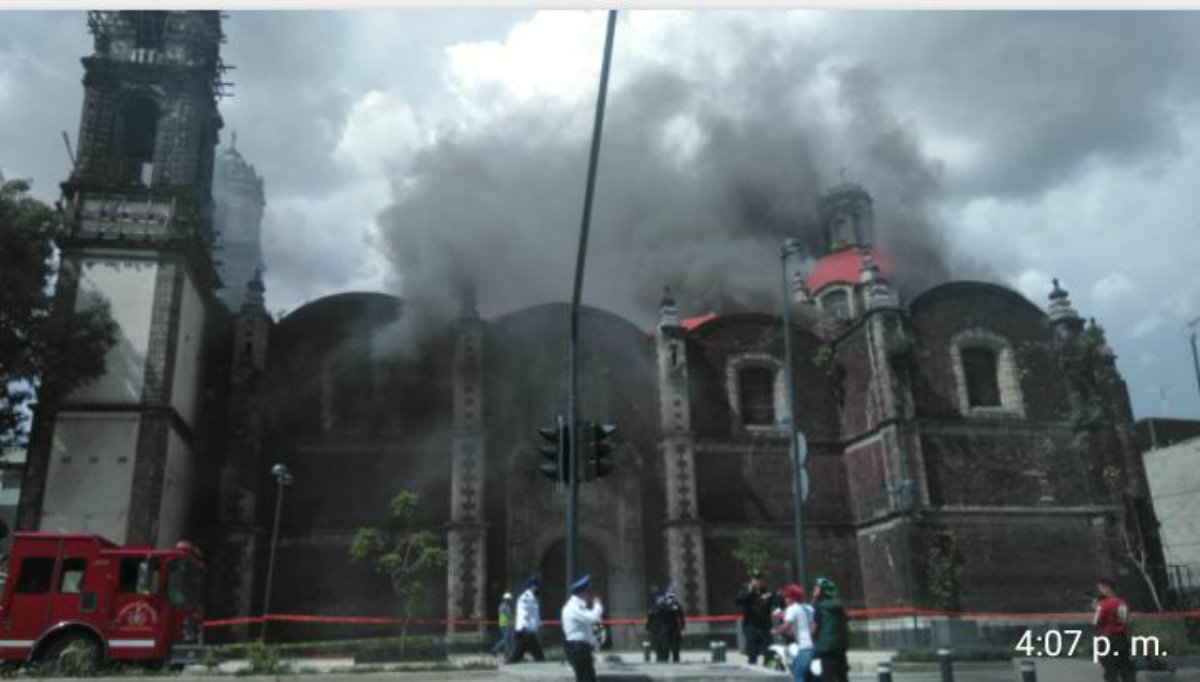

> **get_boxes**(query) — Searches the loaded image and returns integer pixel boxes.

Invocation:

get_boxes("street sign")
[800,468,810,502]
[793,432,808,467]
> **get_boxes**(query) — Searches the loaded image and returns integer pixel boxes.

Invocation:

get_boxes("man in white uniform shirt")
[561,575,604,682]
[507,575,545,663]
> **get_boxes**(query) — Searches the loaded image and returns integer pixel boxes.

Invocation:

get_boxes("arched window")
[821,289,851,321]
[950,328,1025,417]
[961,347,1001,407]
[738,367,776,426]
[117,96,158,184]
[727,354,788,431]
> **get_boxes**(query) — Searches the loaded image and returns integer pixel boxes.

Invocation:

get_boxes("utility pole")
[565,10,617,600]
[779,238,808,587]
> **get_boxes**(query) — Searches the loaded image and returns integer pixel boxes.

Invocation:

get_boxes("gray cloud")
[0,12,90,200]
[826,12,1200,198]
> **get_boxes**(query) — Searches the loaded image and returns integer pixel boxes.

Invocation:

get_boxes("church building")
[20,10,1163,647]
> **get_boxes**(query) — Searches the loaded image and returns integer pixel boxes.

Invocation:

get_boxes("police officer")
[507,575,545,663]
[561,575,605,682]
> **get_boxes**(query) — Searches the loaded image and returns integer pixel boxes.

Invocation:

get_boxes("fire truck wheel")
[39,633,102,675]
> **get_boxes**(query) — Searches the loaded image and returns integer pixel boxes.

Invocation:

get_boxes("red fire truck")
[0,533,205,670]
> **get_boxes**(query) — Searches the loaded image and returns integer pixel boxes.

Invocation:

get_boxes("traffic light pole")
[565,9,617,600]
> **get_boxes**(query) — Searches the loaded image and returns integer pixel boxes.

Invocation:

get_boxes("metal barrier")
[709,640,726,663]
[877,661,893,682]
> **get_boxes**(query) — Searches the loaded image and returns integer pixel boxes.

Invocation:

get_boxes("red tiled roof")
[681,312,717,331]
[805,247,891,294]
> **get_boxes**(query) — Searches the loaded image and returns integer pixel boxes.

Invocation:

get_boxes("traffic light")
[586,422,617,480]
[538,418,569,483]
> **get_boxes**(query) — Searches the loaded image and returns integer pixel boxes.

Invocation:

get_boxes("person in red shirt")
[1093,578,1135,682]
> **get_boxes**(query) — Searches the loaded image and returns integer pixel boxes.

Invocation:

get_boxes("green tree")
[732,533,770,577]
[349,490,448,654]
[0,175,116,444]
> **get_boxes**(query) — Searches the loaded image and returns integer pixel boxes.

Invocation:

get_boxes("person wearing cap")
[507,575,545,663]
[647,586,686,663]
[811,576,848,682]
[561,575,605,682]
[773,584,814,682]
[492,592,515,658]
[735,569,778,665]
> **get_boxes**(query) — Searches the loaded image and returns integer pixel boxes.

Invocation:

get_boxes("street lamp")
[260,462,293,642]
[779,238,809,587]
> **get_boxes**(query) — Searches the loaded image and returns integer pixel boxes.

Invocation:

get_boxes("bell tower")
[19,11,227,546]
[819,182,875,254]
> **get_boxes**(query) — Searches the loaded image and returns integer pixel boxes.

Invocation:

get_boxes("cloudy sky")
[2,10,1199,420]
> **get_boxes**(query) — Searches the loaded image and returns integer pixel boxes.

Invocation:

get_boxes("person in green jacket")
[810,576,848,682]
[492,592,515,658]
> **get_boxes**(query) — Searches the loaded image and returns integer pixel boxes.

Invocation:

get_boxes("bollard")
[642,641,652,663]
[938,648,954,682]
[709,640,727,663]
[1019,659,1037,682]
[877,661,893,682]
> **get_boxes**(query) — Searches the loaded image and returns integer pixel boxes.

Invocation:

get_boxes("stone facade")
[200,188,1160,641]
[22,13,1166,644]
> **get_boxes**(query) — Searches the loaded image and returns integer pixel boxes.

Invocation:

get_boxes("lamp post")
[260,462,293,642]
[779,238,808,587]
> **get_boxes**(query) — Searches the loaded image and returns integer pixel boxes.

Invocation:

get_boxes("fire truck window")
[119,556,159,595]
[15,557,55,594]
[59,558,87,594]
[168,559,201,606]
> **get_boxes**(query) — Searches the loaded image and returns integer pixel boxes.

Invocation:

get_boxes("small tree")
[350,490,448,653]
[1102,466,1165,612]
[732,534,770,578]
[0,175,116,444]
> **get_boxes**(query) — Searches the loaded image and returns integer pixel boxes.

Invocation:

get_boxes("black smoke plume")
[376,20,962,334]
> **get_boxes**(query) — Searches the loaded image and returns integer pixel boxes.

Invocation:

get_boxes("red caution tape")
[203,609,1200,630]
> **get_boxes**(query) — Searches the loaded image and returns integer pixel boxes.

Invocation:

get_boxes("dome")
[805,247,891,294]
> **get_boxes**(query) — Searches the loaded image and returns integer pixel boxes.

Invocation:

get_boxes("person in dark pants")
[561,575,604,682]
[811,576,849,682]
[647,586,686,662]
[735,570,778,665]
[507,575,545,663]
[1093,577,1136,682]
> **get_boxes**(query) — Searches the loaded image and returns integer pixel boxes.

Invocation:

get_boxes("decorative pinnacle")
[659,286,680,328]
[1049,278,1068,300]
[661,285,676,308]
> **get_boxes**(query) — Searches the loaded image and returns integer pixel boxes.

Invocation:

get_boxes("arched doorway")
[538,536,610,642]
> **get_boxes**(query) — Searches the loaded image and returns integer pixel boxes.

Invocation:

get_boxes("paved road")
[66,664,1200,682]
